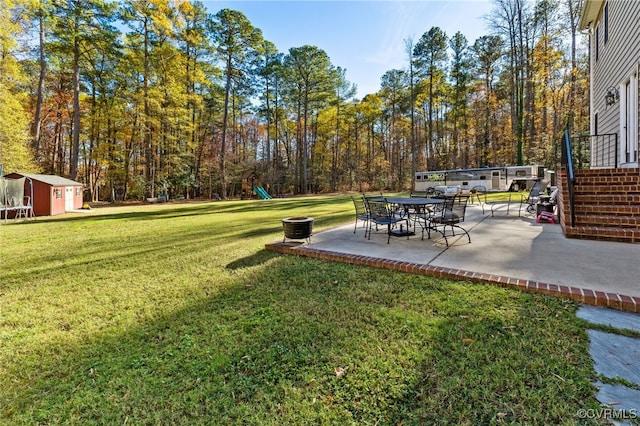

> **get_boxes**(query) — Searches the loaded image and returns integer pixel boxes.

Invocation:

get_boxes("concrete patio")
[266,202,640,312]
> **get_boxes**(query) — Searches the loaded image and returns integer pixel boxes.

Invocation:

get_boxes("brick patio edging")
[265,241,640,314]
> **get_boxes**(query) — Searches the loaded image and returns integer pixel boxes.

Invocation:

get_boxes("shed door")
[65,187,74,211]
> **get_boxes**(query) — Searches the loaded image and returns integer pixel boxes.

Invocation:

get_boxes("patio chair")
[471,185,488,214]
[413,203,438,240]
[490,185,532,217]
[430,195,471,247]
[366,198,409,244]
[523,181,547,214]
[432,188,445,198]
[351,195,370,234]
[394,191,426,220]
[363,192,383,201]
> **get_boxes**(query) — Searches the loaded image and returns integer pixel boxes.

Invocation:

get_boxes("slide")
[253,186,272,200]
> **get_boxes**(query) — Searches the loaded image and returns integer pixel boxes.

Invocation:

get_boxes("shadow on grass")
[1,197,351,292]
[16,196,352,225]
[226,249,281,270]
[1,255,600,425]
[0,221,285,293]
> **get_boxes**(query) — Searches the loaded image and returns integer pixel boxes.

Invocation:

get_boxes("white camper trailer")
[414,165,550,193]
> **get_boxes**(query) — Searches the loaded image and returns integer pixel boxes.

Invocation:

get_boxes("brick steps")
[574,214,640,228]
[559,169,640,243]
[573,204,640,215]
[563,225,640,243]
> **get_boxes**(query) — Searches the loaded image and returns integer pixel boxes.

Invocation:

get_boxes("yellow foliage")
[0,84,39,173]
[0,0,38,173]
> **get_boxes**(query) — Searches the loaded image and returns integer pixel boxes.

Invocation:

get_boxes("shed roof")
[16,173,84,187]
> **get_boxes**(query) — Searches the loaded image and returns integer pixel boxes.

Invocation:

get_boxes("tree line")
[1,0,588,201]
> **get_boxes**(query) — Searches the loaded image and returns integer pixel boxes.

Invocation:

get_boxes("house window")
[604,2,609,44]
[594,112,598,135]
[55,188,62,199]
[75,187,80,196]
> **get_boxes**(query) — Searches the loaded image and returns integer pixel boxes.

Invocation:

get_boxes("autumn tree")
[562,0,586,135]
[209,8,263,198]
[413,27,448,170]
[379,69,409,189]
[489,0,538,165]
[355,94,384,190]
[24,0,50,154]
[0,0,39,173]
[472,35,503,166]
[175,0,215,198]
[404,37,420,175]
[282,45,338,193]
[254,39,281,190]
[79,16,121,201]
[9,2,591,197]
[49,0,117,180]
[448,31,473,168]
[119,0,179,199]
[328,68,355,191]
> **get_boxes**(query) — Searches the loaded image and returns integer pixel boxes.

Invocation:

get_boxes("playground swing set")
[240,171,272,200]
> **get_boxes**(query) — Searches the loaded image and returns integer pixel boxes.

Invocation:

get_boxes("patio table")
[372,197,445,236]
[378,196,445,206]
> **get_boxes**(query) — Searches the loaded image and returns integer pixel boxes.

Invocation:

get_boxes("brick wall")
[558,169,640,243]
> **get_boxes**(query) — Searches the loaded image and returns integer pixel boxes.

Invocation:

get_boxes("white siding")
[591,0,640,138]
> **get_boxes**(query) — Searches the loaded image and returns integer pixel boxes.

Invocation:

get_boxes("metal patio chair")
[471,185,488,214]
[430,195,471,247]
[523,181,547,214]
[365,198,409,244]
[351,195,370,234]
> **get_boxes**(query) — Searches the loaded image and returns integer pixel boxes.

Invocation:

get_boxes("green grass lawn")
[0,195,605,425]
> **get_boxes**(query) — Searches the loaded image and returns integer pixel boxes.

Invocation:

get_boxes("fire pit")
[282,217,314,243]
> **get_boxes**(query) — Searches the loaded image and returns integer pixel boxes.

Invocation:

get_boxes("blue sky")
[205,1,493,98]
